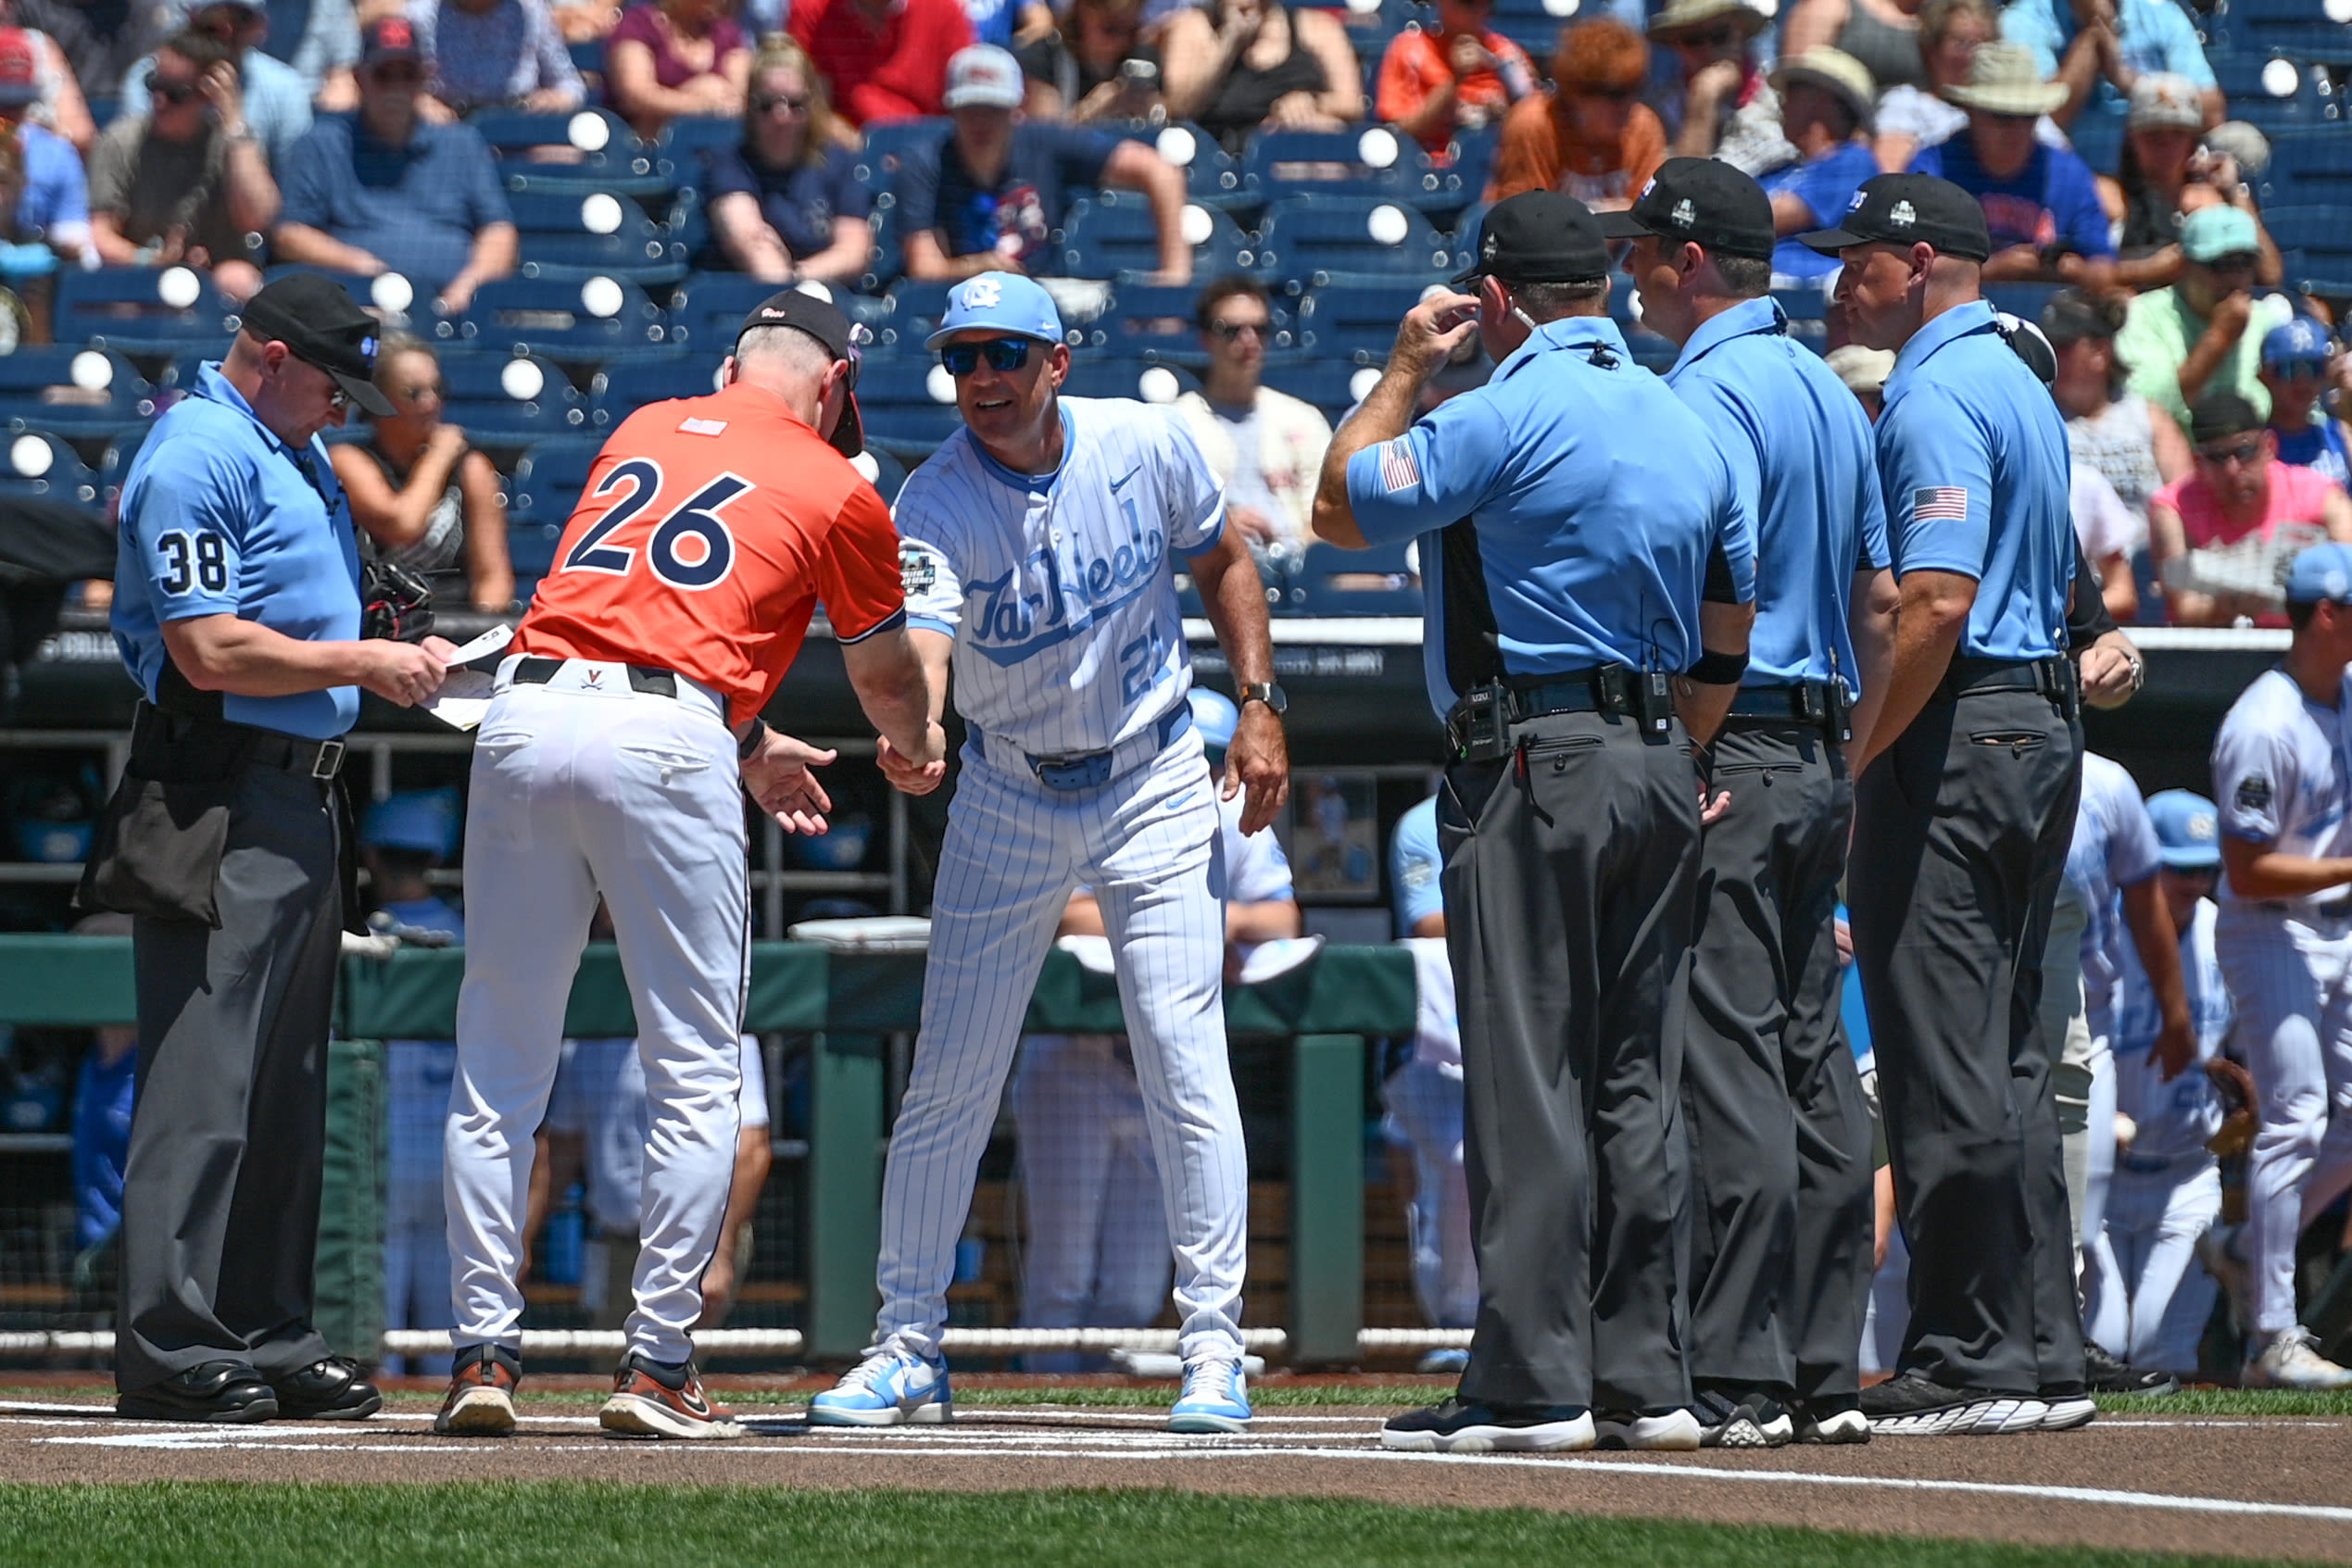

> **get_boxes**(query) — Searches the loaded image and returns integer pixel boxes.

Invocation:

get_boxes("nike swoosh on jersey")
[1110,468,1141,492]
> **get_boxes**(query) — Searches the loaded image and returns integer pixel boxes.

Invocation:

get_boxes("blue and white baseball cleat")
[1167,1358,1251,1434]
[807,1343,952,1427]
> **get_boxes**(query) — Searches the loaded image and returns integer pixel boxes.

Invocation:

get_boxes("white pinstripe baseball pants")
[2214,905,2352,1336]
[875,724,1248,1363]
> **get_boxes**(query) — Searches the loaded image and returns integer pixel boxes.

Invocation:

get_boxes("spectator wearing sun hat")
[2261,318,2350,491]
[2097,73,2280,294]
[1906,40,2111,285]
[1995,0,2219,132]
[2116,202,2296,429]
[1755,46,1878,281]
[1649,0,1790,175]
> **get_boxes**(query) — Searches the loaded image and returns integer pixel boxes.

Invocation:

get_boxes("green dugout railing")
[0,937,1416,1364]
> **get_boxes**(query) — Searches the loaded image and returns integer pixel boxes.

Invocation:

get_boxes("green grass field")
[0,1484,2263,1568]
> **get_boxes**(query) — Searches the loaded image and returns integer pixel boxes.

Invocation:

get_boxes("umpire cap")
[1597,157,1776,260]
[737,285,866,458]
[241,272,396,416]
[1798,172,1993,262]
[1453,191,1610,284]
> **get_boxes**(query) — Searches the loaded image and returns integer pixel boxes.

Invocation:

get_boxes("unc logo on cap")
[960,277,1003,310]
[1847,190,1868,211]
[1670,198,1695,228]
[2189,814,2216,842]
[360,334,377,365]
[1889,200,1918,228]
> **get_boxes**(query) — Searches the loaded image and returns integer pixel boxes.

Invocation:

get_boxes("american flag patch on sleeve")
[1378,440,1421,494]
[1911,486,1969,521]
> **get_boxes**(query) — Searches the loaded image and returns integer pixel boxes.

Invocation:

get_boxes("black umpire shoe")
[1379,1397,1595,1453]
[270,1355,384,1420]
[1859,1373,2088,1436]
[117,1361,279,1423]
[1693,1387,1794,1449]
[2083,1342,2179,1398]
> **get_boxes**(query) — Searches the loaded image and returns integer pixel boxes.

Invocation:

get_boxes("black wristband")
[1685,649,1749,686]
[736,716,768,760]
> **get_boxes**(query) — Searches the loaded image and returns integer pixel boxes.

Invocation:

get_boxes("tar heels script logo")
[966,505,1167,666]
[961,277,1003,310]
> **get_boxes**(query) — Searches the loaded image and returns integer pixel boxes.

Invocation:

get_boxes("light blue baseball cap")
[924,272,1065,350]
[2145,789,2221,870]
[2286,542,2352,606]
[362,786,460,859]
[1188,687,1239,753]
[2263,315,2334,369]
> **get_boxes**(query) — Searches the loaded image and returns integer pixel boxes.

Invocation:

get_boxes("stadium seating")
[2264,205,2352,295]
[589,354,725,426]
[1060,358,1200,403]
[2209,52,2332,128]
[1262,357,1384,420]
[436,351,593,449]
[57,266,240,359]
[856,446,909,504]
[507,188,689,284]
[2260,127,2352,206]
[1482,0,1576,66]
[1294,277,1449,360]
[1255,195,1456,287]
[657,115,747,200]
[2203,0,2352,64]
[1242,127,1459,211]
[859,199,905,295]
[1133,123,1251,211]
[851,353,967,458]
[443,275,673,368]
[0,348,155,441]
[851,119,951,197]
[1058,191,1257,281]
[264,262,435,320]
[0,428,104,507]
[507,437,603,576]
[473,107,668,197]
[1289,540,1419,617]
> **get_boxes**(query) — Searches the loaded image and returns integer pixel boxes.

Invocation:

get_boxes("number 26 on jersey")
[560,458,755,591]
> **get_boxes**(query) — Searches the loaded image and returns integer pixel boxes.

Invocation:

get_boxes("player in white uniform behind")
[2202,542,2352,1389]
[2092,790,2232,1377]
[1011,689,1301,1370]
[809,273,1291,1434]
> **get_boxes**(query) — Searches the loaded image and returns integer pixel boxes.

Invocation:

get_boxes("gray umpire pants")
[1443,709,1698,1413]
[116,763,343,1393]
[1682,720,1873,1405]
[1849,684,2084,1395]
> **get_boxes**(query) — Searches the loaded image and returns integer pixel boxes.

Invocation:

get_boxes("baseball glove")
[360,558,435,644]
[2207,1056,2259,1159]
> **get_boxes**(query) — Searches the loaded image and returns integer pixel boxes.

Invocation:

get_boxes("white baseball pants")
[2214,906,2352,1336]
[1011,1034,1174,1366]
[384,1039,458,1375]
[1383,1060,1477,1330]
[446,659,748,1365]
[2089,1158,2221,1373]
[874,725,1248,1363]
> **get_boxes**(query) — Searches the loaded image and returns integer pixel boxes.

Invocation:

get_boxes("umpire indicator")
[1315,191,1758,1456]
[1805,173,2094,1436]
[89,271,452,1424]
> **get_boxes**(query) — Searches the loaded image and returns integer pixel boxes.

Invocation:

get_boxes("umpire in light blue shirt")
[84,272,457,1424]
[1802,173,2090,1436]
[1603,157,1896,1449]
[1313,191,1758,1456]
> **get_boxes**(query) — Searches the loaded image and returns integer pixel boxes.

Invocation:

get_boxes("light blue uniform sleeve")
[2213,716,2292,844]
[1678,376,1765,534]
[129,438,250,621]
[894,521,962,636]
[1998,0,2065,77]
[1697,407,1759,605]
[1344,392,1511,547]
[1857,446,1892,572]
[1390,797,1443,935]
[2108,786,2163,889]
[1878,383,1994,582]
[1162,408,1228,555]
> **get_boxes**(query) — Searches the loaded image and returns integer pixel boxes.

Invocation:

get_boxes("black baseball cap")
[239,271,396,416]
[736,287,865,458]
[2190,390,2263,446]
[1797,172,1992,262]
[1597,157,1774,260]
[1452,191,1610,284]
[359,14,424,67]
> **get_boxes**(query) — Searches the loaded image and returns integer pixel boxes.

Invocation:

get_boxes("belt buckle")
[1033,752,1113,792]
[311,739,345,781]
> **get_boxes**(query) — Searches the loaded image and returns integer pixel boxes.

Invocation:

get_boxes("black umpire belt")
[132,702,347,782]
[1935,655,2075,706]
[1444,666,1672,759]
[511,656,679,697]
[1723,680,1850,738]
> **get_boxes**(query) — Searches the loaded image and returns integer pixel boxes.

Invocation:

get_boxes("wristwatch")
[1237,681,1288,715]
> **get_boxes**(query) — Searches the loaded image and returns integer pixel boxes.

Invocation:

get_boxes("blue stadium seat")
[1294,277,1448,361]
[1261,356,1384,419]
[1254,195,1455,286]
[1984,282,2064,324]
[57,266,239,358]
[473,107,668,196]
[1289,540,1418,616]
[851,119,951,196]
[1481,0,1575,68]
[507,188,688,283]
[567,36,605,79]
[2261,127,2352,205]
[0,428,104,506]
[1129,122,1251,211]
[589,354,725,426]
[668,273,888,353]
[855,446,909,505]
[853,353,966,459]
[2265,204,2352,295]
[263,262,436,320]
[1058,190,1256,281]
[2205,0,2352,64]
[2066,107,2126,180]
[877,278,958,349]
[0,347,155,440]
[1088,280,1204,358]
[507,437,603,575]
[1241,127,1455,210]
[658,115,746,198]
[2210,53,2331,128]
[442,275,673,366]
[436,350,592,448]
[1059,358,1201,403]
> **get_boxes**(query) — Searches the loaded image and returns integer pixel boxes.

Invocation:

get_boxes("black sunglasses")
[1206,319,1267,341]
[146,69,202,104]
[2196,436,2264,465]
[2203,250,2259,272]
[2270,360,2328,382]
[1675,23,1741,45]
[753,92,810,113]
[940,337,1036,376]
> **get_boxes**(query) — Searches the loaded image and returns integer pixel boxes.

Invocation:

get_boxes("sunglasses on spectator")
[1674,24,1741,45]
[754,92,810,114]
[2270,360,2329,382]
[370,62,425,83]
[2203,251,2258,272]
[1207,319,1267,341]
[1582,84,1641,100]
[940,337,1037,376]
[2195,437,2264,465]
[146,70,202,104]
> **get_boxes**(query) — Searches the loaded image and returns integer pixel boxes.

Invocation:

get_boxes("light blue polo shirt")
[1667,295,1891,693]
[1347,316,1757,719]
[1875,299,2075,663]
[112,362,363,740]
[1390,796,1441,936]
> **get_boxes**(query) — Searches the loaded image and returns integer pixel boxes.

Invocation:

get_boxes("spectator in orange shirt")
[790,0,971,126]
[1375,0,1537,156]
[1487,17,1666,208]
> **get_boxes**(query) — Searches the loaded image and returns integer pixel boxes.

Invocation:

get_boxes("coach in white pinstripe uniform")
[808,272,1291,1435]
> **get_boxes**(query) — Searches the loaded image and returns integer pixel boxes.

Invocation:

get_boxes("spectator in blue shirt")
[706,35,872,285]
[899,42,1189,282]
[1759,46,1880,281]
[1998,0,2218,132]
[0,29,88,262]
[261,0,362,107]
[2261,317,2351,491]
[127,0,313,175]
[1909,41,2112,284]
[273,16,517,313]
[408,0,585,114]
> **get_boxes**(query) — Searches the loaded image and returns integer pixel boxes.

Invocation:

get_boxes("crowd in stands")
[0,0,2341,628]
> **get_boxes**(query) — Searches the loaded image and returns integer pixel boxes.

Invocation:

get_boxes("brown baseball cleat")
[434,1344,522,1436]
[598,1351,746,1440]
